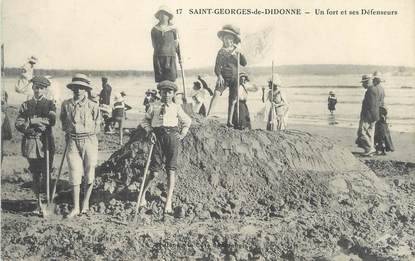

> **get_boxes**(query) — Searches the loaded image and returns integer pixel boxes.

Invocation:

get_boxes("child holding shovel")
[15,76,56,217]
[207,24,247,126]
[140,80,191,215]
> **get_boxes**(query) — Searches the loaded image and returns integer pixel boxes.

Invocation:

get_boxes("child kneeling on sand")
[140,80,191,214]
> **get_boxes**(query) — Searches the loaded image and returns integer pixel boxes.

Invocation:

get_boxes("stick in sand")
[270,61,275,131]
[236,52,240,127]
[45,134,50,205]
[133,136,155,222]
[177,42,193,115]
[50,141,69,202]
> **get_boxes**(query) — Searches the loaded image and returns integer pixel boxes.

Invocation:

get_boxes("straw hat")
[217,24,241,44]
[28,56,38,64]
[157,80,177,92]
[360,74,371,83]
[67,73,92,91]
[154,5,174,20]
[372,71,385,82]
[30,76,50,88]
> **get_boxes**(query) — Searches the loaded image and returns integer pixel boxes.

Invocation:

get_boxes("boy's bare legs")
[165,170,175,214]
[119,119,123,145]
[81,182,93,213]
[207,90,221,116]
[227,99,236,126]
[138,171,157,207]
[32,171,46,215]
[67,185,80,218]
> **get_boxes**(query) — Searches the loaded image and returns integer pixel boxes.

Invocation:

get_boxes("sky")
[1,0,414,70]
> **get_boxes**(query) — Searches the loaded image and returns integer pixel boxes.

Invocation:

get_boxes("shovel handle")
[45,136,50,205]
[133,142,155,222]
[51,141,69,202]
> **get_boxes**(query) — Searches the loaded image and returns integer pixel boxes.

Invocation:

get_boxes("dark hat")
[28,56,38,64]
[67,73,92,91]
[102,76,108,81]
[155,5,174,20]
[120,91,126,97]
[360,74,371,83]
[30,76,50,88]
[157,80,177,92]
[217,24,241,43]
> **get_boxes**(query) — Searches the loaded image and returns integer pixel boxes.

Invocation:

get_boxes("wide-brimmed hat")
[28,56,38,64]
[120,91,126,97]
[372,71,385,82]
[157,80,177,92]
[329,91,334,95]
[154,5,174,20]
[30,76,50,88]
[360,74,371,83]
[217,24,241,44]
[67,73,92,91]
[239,72,249,81]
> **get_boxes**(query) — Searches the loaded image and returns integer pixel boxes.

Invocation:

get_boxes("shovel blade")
[181,103,193,116]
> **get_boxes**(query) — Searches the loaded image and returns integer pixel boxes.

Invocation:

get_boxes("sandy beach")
[2,105,414,259]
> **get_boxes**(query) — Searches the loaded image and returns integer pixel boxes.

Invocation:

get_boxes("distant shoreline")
[2,64,414,78]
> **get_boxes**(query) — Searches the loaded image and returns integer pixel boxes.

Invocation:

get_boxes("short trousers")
[66,135,98,186]
[214,78,238,101]
[150,127,179,172]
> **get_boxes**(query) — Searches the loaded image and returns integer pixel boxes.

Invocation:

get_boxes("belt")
[69,133,95,140]
[153,126,178,134]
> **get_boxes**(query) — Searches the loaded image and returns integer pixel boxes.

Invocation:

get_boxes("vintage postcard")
[1,0,414,260]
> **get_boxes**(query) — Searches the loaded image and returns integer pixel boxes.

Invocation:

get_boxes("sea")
[2,73,415,133]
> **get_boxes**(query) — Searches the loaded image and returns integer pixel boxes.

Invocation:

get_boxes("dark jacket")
[15,96,56,158]
[99,84,112,105]
[376,84,385,108]
[151,26,179,57]
[360,86,380,123]
[214,48,247,80]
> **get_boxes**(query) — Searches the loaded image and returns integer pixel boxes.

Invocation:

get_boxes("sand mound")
[3,116,414,260]
[94,116,387,221]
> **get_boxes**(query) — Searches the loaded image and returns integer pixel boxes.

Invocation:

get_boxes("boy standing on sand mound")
[140,80,191,215]
[60,74,101,218]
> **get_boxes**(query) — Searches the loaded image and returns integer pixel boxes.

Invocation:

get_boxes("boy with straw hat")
[60,73,100,218]
[207,24,247,126]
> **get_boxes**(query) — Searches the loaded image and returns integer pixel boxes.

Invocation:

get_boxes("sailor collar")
[153,24,176,33]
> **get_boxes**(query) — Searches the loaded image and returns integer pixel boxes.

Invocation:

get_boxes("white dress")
[264,90,289,130]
